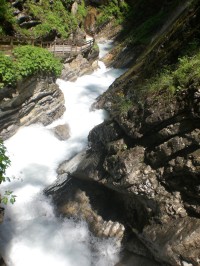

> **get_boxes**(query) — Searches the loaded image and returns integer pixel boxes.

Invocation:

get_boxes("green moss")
[113,91,132,114]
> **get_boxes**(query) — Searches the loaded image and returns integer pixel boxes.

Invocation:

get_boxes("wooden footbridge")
[0,36,94,58]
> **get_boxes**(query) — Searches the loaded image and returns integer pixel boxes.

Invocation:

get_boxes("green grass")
[145,51,200,94]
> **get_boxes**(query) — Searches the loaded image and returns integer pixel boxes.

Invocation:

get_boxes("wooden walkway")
[0,36,94,58]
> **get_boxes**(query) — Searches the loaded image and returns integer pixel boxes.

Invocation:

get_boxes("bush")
[0,53,16,89]
[0,46,62,89]
[13,0,87,38]
[0,140,16,204]
[13,45,62,79]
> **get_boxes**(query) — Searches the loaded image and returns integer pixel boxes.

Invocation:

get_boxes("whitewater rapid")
[0,42,125,266]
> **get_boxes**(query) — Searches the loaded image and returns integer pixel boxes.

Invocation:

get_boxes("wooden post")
[63,41,64,55]
[70,44,72,58]
[10,37,13,49]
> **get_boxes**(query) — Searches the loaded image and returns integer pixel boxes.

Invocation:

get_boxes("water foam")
[0,41,125,266]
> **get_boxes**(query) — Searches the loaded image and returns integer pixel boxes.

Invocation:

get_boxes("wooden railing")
[0,36,94,58]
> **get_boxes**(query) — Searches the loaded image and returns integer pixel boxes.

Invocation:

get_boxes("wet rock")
[70,85,200,265]
[60,189,125,245]
[141,217,200,266]
[51,124,70,140]
[0,76,65,140]
[0,208,4,224]
[45,175,127,246]
[116,250,160,266]
[61,54,97,81]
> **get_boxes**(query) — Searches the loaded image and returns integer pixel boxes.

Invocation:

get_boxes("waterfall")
[0,42,125,266]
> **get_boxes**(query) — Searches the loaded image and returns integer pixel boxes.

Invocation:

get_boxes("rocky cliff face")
[0,76,65,140]
[48,0,200,265]
[74,85,200,265]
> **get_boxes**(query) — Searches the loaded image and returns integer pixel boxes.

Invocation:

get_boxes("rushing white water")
[0,42,125,266]
[98,40,114,59]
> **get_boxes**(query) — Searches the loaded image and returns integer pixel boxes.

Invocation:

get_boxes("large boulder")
[0,76,65,140]
[61,54,98,81]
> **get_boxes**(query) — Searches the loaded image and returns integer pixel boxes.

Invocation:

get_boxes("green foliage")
[13,45,62,79]
[0,140,16,205]
[24,0,73,38]
[0,0,15,35]
[145,51,200,94]
[0,46,62,88]
[0,141,10,184]
[115,91,132,114]
[1,191,16,205]
[96,0,131,28]
[12,0,87,38]
[0,53,16,89]
[0,0,87,38]
[77,1,87,19]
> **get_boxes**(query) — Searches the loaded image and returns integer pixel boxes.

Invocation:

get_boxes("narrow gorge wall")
[52,0,200,265]
[0,76,65,140]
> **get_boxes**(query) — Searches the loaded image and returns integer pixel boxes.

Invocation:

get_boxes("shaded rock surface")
[0,257,6,266]
[45,173,126,246]
[70,85,200,265]
[61,54,99,82]
[0,76,65,140]
[56,2,200,263]
[44,4,200,265]
[115,250,160,266]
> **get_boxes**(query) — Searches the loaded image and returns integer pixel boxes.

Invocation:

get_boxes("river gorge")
[0,41,129,266]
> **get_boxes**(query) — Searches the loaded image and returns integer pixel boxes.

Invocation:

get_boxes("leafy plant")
[116,92,132,114]
[13,45,62,79]
[0,141,10,184]
[0,140,15,205]
[0,46,62,89]
[0,52,16,89]
[0,0,15,35]
[96,0,131,28]
[144,50,200,94]
[12,0,86,38]
[1,191,16,205]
